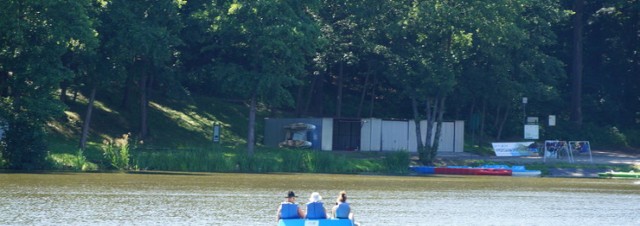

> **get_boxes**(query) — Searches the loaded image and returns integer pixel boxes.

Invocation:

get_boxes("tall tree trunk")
[295,81,305,117]
[79,85,97,150]
[121,73,133,109]
[73,89,79,102]
[302,73,319,117]
[496,104,511,141]
[314,69,326,116]
[139,70,148,140]
[247,94,257,156]
[335,61,344,118]
[493,105,501,130]
[570,0,584,127]
[60,81,68,103]
[356,69,371,118]
[412,98,424,161]
[369,75,377,118]
[479,98,487,145]
[421,96,445,165]
[468,98,476,145]
[430,96,446,161]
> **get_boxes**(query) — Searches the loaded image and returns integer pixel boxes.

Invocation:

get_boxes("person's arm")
[276,205,282,222]
[298,206,306,219]
[331,205,337,219]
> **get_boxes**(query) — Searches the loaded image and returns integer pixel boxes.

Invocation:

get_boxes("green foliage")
[0,142,6,168]
[280,150,306,172]
[546,123,632,149]
[1,0,638,170]
[48,151,99,171]
[135,148,235,172]
[383,151,410,174]
[1,120,50,170]
[0,1,97,170]
[601,127,629,148]
[132,147,388,174]
[189,0,321,107]
[101,133,132,170]
[624,130,640,151]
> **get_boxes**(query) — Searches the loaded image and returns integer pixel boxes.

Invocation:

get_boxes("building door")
[332,119,361,151]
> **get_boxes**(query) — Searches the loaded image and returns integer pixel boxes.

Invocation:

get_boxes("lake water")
[1,172,639,225]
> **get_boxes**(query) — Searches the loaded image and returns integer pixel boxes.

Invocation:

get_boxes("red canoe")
[434,167,512,176]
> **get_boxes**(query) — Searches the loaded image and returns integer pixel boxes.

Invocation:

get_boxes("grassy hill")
[42,90,414,174]
[46,90,273,164]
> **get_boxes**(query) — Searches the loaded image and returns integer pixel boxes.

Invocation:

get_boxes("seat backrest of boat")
[306,202,326,219]
[281,203,300,219]
[335,203,350,219]
[278,219,353,226]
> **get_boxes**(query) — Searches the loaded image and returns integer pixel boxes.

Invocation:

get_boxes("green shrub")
[2,120,50,170]
[102,133,131,170]
[384,151,410,174]
[624,129,640,151]
[604,126,629,147]
[280,150,305,172]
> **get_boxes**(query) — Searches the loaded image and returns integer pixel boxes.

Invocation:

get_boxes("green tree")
[580,1,640,128]
[99,0,182,141]
[457,0,567,142]
[382,1,473,164]
[188,0,321,155]
[0,1,97,169]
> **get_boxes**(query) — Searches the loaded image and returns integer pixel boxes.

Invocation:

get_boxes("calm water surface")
[1,172,639,225]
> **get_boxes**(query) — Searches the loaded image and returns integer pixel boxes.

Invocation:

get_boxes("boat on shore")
[409,165,541,177]
[437,166,512,176]
[481,165,542,177]
[278,219,354,226]
[409,166,512,176]
[598,171,640,179]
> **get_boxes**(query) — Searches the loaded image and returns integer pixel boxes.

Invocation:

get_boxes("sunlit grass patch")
[49,152,99,171]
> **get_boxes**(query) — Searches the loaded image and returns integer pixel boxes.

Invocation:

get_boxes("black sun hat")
[285,191,298,198]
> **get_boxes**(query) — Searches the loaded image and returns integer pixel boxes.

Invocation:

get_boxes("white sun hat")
[309,192,322,202]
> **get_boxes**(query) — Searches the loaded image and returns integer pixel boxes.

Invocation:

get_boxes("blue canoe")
[278,219,354,226]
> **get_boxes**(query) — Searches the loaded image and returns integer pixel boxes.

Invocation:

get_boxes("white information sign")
[524,124,539,140]
[492,142,536,156]
[549,115,556,126]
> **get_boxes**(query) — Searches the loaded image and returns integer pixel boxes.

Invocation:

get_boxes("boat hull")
[409,166,511,176]
[411,165,542,177]
[435,167,512,176]
[598,171,640,179]
[278,219,354,226]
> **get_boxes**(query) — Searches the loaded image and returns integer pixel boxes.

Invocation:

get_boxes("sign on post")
[524,125,539,140]
[213,124,221,143]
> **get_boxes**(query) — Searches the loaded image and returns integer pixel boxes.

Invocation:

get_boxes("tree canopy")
[1,0,638,168]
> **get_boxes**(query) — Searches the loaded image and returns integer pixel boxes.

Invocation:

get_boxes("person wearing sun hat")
[305,192,328,219]
[277,191,305,221]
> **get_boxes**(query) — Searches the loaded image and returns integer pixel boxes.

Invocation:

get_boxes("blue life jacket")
[335,202,350,219]
[306,202,326,219]
[280,202,300,219]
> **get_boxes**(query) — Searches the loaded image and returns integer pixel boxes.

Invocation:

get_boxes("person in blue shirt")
[306,192,327,219]
[332,191,353,220]
[277,191,305,221]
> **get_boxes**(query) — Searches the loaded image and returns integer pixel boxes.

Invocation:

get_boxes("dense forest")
[1,0,638,169]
